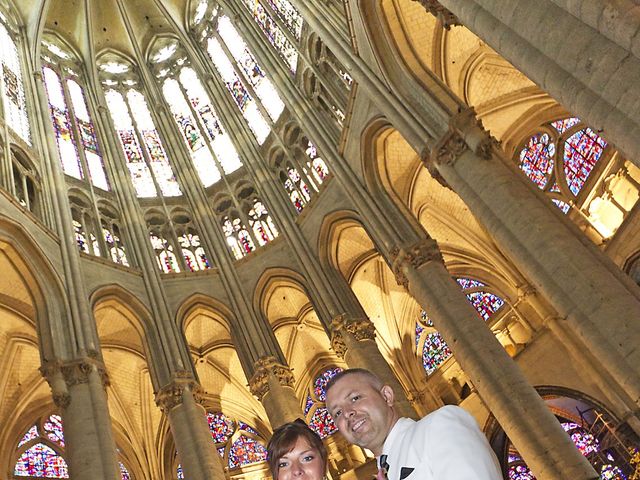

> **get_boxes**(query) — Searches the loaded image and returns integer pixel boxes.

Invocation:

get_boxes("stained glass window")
[178,232,210,271]
[13,414,131,480]
[206,36,270,143]
[67,79,108,190]
[266,0,303,39]
[422,332,452,374]
[73,220,90,254]
[127,89,181,196]
[204,412,268,469]
[563,128,607,196]
[0,21,31,144]
[44,67,81,179]
[305,141,329,185]
[150,233,181,273]
[456,278,505,321]
[242,0,299,73]
[248,199,278,246]
[103,227,129,266]
[305,367,342,438]
[162,77,220,186]
[516,118,610,214]
[216,15,284,121]
[179,67,243,175]
[222,215,255,259]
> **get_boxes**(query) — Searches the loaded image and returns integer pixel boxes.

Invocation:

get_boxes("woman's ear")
[380,385,395,406]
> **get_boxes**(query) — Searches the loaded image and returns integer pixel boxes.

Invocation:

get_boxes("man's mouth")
[352,418,366,433]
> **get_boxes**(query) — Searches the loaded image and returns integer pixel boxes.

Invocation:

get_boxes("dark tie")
[378,455,390,479]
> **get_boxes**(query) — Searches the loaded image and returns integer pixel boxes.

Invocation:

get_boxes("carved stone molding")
[52,392,71,409]
[390,238,443,289]
[330,314,376,358]
[248,356,295,401]
[155,371,203,413]
[412,0,461,30]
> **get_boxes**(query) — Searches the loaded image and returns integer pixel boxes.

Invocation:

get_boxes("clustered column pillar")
[155,372,224,480]
[330,314,418,420]
[391,239,598,479]
[248,356,304,428]
[41,357,120,480]
[421,0,640,167]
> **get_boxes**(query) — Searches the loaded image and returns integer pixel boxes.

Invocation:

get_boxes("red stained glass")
[207,412,235,443]
[14,443,68,478]
[563,128,606,196]
[518,133,555,189]
[313,367,342,401]
[228,435,267,468]
[308,406,338,439]
[422,332,452,374]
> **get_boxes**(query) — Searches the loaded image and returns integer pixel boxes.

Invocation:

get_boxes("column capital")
[390,238,443,289]
[330,314,376,358]
[412,0,461,30]
[248,356,295,401]
[41,356,110,388]
[425,108,497,173]
[155,370,203,413]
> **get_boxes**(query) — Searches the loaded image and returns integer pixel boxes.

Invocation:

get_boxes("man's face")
[325,374,398,456]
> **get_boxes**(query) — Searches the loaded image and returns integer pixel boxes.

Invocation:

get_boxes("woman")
[267,419,328,480]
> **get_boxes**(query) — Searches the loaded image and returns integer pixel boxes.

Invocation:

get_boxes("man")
[325,368,502,480]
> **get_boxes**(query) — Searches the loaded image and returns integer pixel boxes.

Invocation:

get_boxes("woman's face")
[276,436,325,480]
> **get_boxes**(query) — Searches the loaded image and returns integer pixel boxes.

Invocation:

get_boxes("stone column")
[424,109,640,407]
[156,372,225,480]
[41,357,120,480]
[248,356,304,428]
[391,239,598,480]
[330,314,418,420]
[431,0,640,167]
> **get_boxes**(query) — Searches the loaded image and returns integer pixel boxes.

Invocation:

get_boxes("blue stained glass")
[518,132,555,189]
[600,464,627,479]
[177,464,184,479]
[238,421,257,434]
[304,395,314,415]
[265,0,304,39]
[207,412,235,443]
[313,367,342,401]
[218,446,226,457]
[508,464,535,480]
[119,462,131,480]
[415,322,424,348]
[228,435,267,468]
[14,443,69,478]
[308,406,338,439]
[563,128,606,195]
[420,309,433,326]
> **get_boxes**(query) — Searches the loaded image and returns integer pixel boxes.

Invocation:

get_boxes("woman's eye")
[278,462,288,469]
[303,455,315,462]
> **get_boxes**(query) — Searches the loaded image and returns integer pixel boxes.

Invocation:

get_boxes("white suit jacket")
[378,406,503,480]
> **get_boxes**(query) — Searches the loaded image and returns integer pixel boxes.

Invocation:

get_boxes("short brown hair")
[266,419,327,480]
[325,368,384,398]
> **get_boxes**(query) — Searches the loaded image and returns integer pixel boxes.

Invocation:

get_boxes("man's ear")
[380,385,395,406]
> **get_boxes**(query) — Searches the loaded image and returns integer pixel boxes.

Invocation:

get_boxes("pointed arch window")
[415,278,505,375]
[241,0,299,73]
[248,199,278,246]
[150,232,181,273]
[176,412,267,474]
[266,0,304,39]
[516,117,608,214]
[0,17,31,144]
[105,89,181,197]
[222,214,255,259]
[13,414,131,479]
[42,66,109,189]
[304,367,342,438]
[216,15,284,121]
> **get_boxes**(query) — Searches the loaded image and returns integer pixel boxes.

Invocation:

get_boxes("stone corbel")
[389,238,443,289]
[330,314,376,358]
[248,356,295,402]
[412,0,461,30]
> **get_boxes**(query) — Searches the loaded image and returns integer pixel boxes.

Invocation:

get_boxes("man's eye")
[351,395,360,402]
[334,410,342,418]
